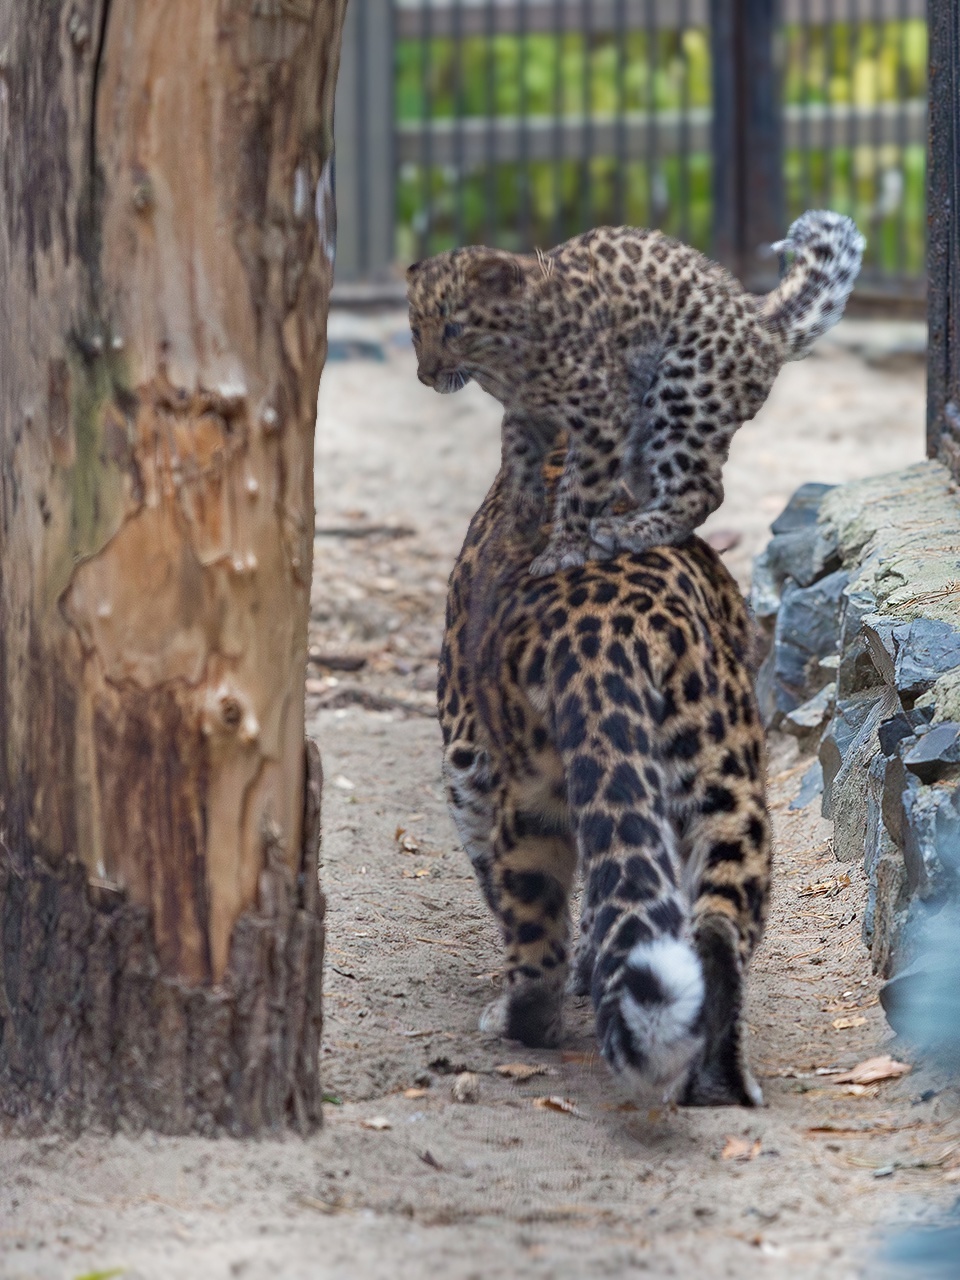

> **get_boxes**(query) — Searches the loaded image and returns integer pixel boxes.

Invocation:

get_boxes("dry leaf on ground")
[832,1015,867,1030]
[394,827,420,853]
[403,1087,429,1099]
[533,1096,581,1117]
[799,873,851,898]
[833,1056,912,1085]
[721,1136,762,1162]
[298,1194,345,1215]
[495,1062,552,1082]
[361,1116,392,1131]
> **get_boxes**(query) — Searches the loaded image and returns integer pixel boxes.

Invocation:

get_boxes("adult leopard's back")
[439,462,772,1105]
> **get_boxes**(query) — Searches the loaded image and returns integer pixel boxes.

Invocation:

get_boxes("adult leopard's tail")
[550,668,706,1101]
[761,209,865,360]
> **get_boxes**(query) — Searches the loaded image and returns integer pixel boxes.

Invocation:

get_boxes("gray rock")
[863,753,910,975]
[822,689,891,807]
[868,846,910,979]
[881,753,915,853]
[902,723,960,783]
[784,682,836,739]
[790,759,824,811]
[754,642,779,729]
[749,548,782,621]
[821,686,900,861]
[902,781,960,899]
[770,482,836,535]
[837,590,884,699]
[773,569,849,714]
[765,525,840,589]
[894,618,960,697]
[861,616,898,685]
[877,713,915,759]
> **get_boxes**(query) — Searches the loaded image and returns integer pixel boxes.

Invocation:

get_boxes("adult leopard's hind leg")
[681,914,764,1107]
[480,775,577,1047]
[443,732,499,913]
[679,756,771,1107]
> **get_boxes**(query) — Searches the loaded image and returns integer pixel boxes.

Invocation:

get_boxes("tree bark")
[0,0,344,1133]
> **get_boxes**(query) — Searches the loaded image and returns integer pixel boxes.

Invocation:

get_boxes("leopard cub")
[407,211,863,576]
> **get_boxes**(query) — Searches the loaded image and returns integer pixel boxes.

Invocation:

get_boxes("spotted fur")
[438,450,772,1105]
[409,211,864,577]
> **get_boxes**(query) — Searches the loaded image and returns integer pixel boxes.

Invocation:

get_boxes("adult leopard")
[438,451,771,1105]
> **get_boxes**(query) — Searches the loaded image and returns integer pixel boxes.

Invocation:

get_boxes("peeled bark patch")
[0,0,346,1132]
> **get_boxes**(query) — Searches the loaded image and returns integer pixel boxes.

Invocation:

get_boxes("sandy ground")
[4,315,959,1280]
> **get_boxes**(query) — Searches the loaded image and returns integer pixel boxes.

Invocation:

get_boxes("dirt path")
[4,316,958,1280]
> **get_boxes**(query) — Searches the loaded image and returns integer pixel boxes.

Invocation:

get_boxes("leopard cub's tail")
[761,209,865,360]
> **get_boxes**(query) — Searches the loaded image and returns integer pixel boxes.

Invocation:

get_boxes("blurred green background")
[394,15,927,283]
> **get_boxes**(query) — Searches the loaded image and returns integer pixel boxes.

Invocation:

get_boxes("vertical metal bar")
[332,0,396,283]
[869,0,884,278]
[453,0,465,246]
[367,0,397,277]
[926,0,960,475]
[678,0,691,242]
[799,0,812,211]
[419,0,433,258]
[823,0,834,208]
[847,0,859,218]
[356,1,369,272]
[614,0,628,225]
[580,0,593,229]
[645,0,658,228]
[893,0,908,278]
[551,0,564,244]
[519,0,531,248]
[709,0,784,286]
[484,0,497,243]
[332,0,362,280]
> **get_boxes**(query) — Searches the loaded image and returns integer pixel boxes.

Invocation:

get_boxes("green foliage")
[394,15,926,282]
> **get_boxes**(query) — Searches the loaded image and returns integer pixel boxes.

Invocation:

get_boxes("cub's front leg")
[528,412,620,576]
[499,410,560,538]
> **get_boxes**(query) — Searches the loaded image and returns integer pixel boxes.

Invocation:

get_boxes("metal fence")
[334,0,927,299]
[926,3,959,480]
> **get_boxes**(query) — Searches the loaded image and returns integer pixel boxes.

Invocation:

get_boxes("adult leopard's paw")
[479,987,563,1048]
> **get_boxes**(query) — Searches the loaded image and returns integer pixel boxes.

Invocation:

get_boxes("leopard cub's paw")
[528,541,587,578]
[589,514,682,558]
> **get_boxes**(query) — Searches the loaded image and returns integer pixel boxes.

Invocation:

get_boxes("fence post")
[333,0,396,286]
[709,0,783,289]
[927,4,960,480]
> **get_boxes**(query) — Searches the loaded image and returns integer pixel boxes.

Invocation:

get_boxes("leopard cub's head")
[406,246,541,401]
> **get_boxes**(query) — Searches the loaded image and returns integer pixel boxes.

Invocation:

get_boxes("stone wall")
[753,460,960,993]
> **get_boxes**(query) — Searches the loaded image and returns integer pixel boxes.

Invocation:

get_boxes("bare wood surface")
[0,0,344,1132]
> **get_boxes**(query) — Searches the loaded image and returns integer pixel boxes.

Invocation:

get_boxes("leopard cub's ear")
[406,260,423,280]
[466,251,525,297]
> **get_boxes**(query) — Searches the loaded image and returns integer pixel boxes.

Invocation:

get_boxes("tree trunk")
[0,0,345,1134]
